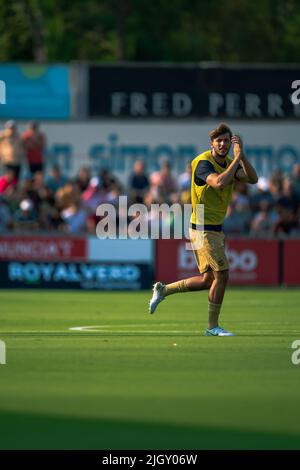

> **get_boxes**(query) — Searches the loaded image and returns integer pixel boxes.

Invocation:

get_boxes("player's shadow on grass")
[0,410,299,450]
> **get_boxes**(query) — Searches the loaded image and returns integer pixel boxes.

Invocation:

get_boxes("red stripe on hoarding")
[0,237,87,261]
[283,240,300,285]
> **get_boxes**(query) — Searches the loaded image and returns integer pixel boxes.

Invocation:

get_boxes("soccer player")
[149,123,258,336]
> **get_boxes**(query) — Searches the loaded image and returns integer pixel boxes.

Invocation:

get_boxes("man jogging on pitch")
[149,123,258,336]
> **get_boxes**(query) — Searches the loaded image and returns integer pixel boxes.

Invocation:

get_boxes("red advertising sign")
[283,240,300,285]
[156,239,279,285]
[226,239,279,285]
[156,239,198,283]
[0,237,87,261]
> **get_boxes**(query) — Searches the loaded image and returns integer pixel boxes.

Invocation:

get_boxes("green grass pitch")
[0,288,300,450]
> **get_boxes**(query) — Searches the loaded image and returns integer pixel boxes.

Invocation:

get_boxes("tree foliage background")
[0,0,300,63]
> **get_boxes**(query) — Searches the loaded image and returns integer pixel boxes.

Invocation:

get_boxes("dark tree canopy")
[0,0,300,63]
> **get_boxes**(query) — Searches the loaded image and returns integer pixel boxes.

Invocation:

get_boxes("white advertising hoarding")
[1,120,299,181]
[88,237,153,262]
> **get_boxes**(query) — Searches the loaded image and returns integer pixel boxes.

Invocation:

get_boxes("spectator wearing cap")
[21,121,46,175]
[61,202,88,234]
[81,176,117,213]
[13,198,39,232]
[250,176,273,213]
[0,120,24,181]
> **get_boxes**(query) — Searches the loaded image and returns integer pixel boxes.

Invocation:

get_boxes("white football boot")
[205,326,235,336]
[149,282,165,314]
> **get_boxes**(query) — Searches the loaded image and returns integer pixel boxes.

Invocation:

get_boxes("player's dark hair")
[209,123,232,141]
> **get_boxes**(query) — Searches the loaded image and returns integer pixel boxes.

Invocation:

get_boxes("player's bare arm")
[206,151,242,190]
[232,135,258,184]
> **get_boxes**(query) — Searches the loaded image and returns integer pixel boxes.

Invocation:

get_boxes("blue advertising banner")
[0,261,153,290]
[0,64,70,119]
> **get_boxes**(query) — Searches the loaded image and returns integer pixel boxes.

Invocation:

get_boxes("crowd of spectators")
[1,120,300,237]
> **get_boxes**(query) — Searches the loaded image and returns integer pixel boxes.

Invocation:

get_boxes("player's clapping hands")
[231,134,243,160]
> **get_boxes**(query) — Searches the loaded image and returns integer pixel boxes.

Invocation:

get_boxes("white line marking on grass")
[69,325,110,332]
[69,325,197,334]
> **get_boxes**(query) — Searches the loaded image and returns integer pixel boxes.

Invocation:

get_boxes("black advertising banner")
[201,66,300,119]
[88,64,300,119]
[89,64,199,118]
[0,261,152,290]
